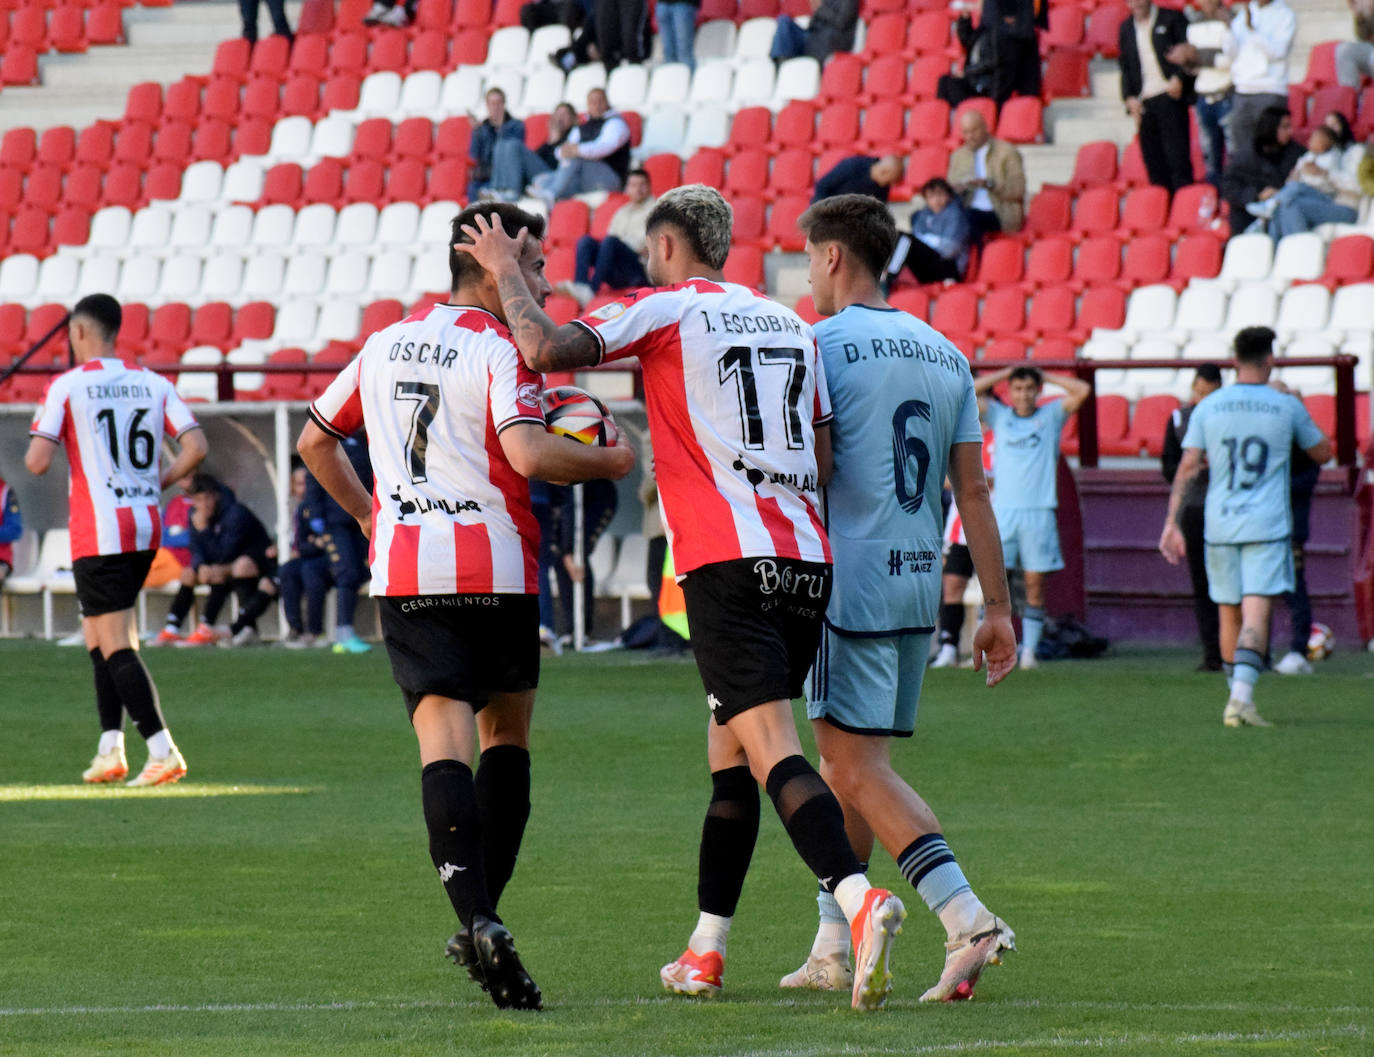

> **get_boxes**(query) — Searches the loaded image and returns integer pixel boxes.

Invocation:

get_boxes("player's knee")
[231,556,260,578]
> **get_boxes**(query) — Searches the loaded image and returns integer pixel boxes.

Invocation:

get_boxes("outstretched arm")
[455,213,601,373]
[948,441,1016,685]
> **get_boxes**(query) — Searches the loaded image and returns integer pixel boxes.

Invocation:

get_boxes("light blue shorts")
[1205,539,1294,604]
[805,626,931,737]
[996,507,1064,574]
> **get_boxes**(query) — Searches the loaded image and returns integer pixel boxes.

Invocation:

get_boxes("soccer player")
[297,203,633,1011]
[972,365,1090,669]
[1160,326,1330,727]
[24,294,207,786]
[457,185,907,1011]
[776,193,1017,1002]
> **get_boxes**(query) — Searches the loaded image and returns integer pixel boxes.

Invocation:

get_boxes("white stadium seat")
[117,257,160,300]
[1218,282,1278,333]
[316,299,362,343]
[5,528,73,640]
[352,71,403,120]
[1127,336,1179,360]
[606,63,649,111]
[1179,335,1231,361]
[377,201,421,246]
[284,252,328,297]
[176,346,224,403]
[1121,366,1178,401]
[771,56,820,106]
[251,203,297,250]
[77,256,121,299]
[419,201,461,244]
[129,206,173,253]
[291,203,339,253]
[308,116,355,160]
[335,202,380,249]
[1117,283,1178,339]
[35,254,79,302]
[1321,282,1374,345]
[1275,284,1331,339]
[79,206,132,258]
[684,105,731,153]
[734,16,778,60]
[398,70,442,117]
[1079,336,1128,360]
[440,67,485,115]
[368,249,416,298]
[695,19,737,60]
[486,25,530,69]
[525,25,572,72]
[521,66,566,115]
[178,161,224,203]
[227,342,269,393]
[1269,232,1325,288]
[1216,232,1274,289]
[689,60,734,106]
[1166,283,1227,342]
[168,205,213,254]
[242,253,287,299]
[200,253,244,300]
[220,159,265,203]
[413,250,451,293]
[564,63,607,104]
[273,299,319,343]
[646,63,691,107]
[209,204,254,250]
[731,57,777,107]
[325,252,370,297]
[266,115,313,161]
[157,254,203,300]
[638,105,687,157]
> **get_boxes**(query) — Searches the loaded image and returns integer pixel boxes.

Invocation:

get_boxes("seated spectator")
[947,109,1026,241]
[596,0,649,68]
[0,477,22,588]
[278,462,332,649]
[1168,0,1236,186]
[1336,0,1374,89]
[1220,105,1303,235]
[770,0,858,64]
[180,474,279,647]
[152,476,201,644]
[885,177,973,286]
[468,88,527,203]
[362,0,410,26]
[488,102,579,202]
[562,168,656,306]
[939,1,1043,107]
[1250,118,1363,238]
[811,154,903,204]
[240,0,293,42]
[521,0,588,32]
[531,88,632,205]
[303,430,373,654]
[657,0,698,70]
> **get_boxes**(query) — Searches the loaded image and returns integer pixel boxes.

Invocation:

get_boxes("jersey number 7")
[717,345,807,451]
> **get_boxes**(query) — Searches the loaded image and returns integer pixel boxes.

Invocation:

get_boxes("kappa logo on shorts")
[707,693,723,712]
[438,862,467,881]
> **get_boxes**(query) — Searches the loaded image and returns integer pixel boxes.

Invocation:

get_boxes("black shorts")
[944,543,974,580]
[681,557,832,725]
[74,550,156,618]
[377,594,540,718]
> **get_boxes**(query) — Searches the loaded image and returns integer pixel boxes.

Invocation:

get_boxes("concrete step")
[1021,144,1079,193]
[1046,106,1135,149]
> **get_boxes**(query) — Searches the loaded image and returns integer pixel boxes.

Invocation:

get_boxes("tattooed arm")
[456,213,601,373]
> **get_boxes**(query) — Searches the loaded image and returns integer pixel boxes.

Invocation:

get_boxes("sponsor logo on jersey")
[888,549,937,575]
[389,487,482,520]
[753,558,828,600]
[590,301,627,321]
[516,381,542,410]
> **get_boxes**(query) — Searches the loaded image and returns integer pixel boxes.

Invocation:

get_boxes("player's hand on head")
[455,212,527,271]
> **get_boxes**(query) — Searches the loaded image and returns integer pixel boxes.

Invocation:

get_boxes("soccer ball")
[541,385,618,446]
[1306,622,1334,662]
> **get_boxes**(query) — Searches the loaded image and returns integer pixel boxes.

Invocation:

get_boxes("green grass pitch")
[1,640,1370,1057]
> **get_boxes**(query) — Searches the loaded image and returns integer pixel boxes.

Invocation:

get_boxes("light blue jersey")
[985,399,1068,512]
[1182,382,1325,545]
[816,305,982,635]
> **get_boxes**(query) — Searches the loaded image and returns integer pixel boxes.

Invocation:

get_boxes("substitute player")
[972,365,1089,669]
[1160,326,1330,727]
[458,186,906,1012]
[25,294,207,786]
[777,194,1017,1002]
[298,203,633,1012]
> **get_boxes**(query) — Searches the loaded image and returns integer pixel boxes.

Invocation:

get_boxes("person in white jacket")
[1227,0,1296,161]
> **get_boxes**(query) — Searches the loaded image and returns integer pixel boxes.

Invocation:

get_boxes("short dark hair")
[626,168,650,185]
[921,176,955,198]
[797,194,899,281]
[449,203,547,289]
[71,293,121,343]
[1009,366,1043,387]
[1254,106,1291,155]
[187,472,221,496]
[1195,363,1223,385]
[1233,326,1276,366]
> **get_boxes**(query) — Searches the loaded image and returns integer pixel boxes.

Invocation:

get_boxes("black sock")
[474,745,531,911]
[421,759,495,929]
[939,602,964,647]
[697,765,759,917]
[765,755,862,893]
[231,584,274,633]
[104,648,166,739]
[89,648,123,733]
[203,583,231,626]
[167,585,195,629]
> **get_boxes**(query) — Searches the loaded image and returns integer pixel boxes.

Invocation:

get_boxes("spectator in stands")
[1336,0,1374,89]
[657,0,699,71]
[522,0,588,33]
[362,0,410,26]
[1161,363,1224,672]
[884,177,973,287]
[488,102,580,202]
[1249,120,1362,238]
[1119,0,1196,195]
[770,0,859,64]
[279,462,331,649]
[531,89,632,205]
[563,168,656,307]
[938,14,999,107]
[548,479,619,645]
[240,0,293,42]
[947,109,1026,241]
[1361,129,1374,194]
[597,0,649,68]
[1226,0,1296,162]
[0,478,21,588]
[1220,105,1302,233]
[811,154,903,204]
[468,88,527,203]
[303,430,373,654]
[153,475,199,645]
[981,0,1045,98]
[1168,0,1235,186]
[179,473,279,648]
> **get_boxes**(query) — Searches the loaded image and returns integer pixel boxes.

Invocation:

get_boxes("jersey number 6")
[892,399,933,515]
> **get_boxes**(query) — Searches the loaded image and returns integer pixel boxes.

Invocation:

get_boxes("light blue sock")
[1233,648,1262,702]
[1022,607,1045,658]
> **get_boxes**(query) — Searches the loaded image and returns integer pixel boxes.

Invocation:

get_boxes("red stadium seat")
[1164,182,1220,238]
[144,164,181,201]
[975,288,1026,343]
[767,194,809,252]
[51,205,90,249]
[769,148,814,197]
[86,3,124,45]
[725,148,771,198]
[192,119,234,164]
[288,33,330,79]
[1309,84,1358,126]
[738,0,778,17]
[38,125,76,169]
[49,6,88,52]
[0,169,21,211]
[1168,233,1222,289]
[0,127,37,170]
[258,348,310,401]
[819,52,863,102]
[450,28,487,65]
[343,160,384,204]
[124,81,162,125]
[907,11,953,57]
[793,295,823,326]
[860,100,907,151]
[321,74,361,112]
[1070,185,1119,240]
[202,78,241,122]
[723,245,764,289]
[641,152,681,192]
[543,247,574,284]
[149,302,192,351]
[863,54,907,103]
[1,45,39,86]
[732,195,767,248]
[211,37,252,82]
[113,121,153,168]
[1070,286,1125,342]
[329,31,370,77]
[981,338,1027,363]
[248,33,291,82]
[548,199,590,247]
[1095,394,1135,455]
[9,8,47,50]
[589,194,628,240]
[25,163,64,211]
[1116,138,1150,189]
[234,302,277,341]
[281,74,321,118]
[428,158,467,200]
[1020,236,1072,291]
[1019,186,1072,244]
[101,163,143,209]
[1042,49,1090,99]
[301,158,343,205]
[394,117,433,161]
[1083,2,1127,59]
[727,106,772,156]
[684,148,726,190]
[242,79,281,121]
[10,208,52,256]
[1021,285,1076,343]
[262,162,305,206]
[1309,234,1374,290]
[236,117,273,158]
[1303,394,1336,440]
[1041,5,1083,53]
[969,237,1024,293]
[1118,184,1169,238]
[153,120,193,165]
[74,122,115,169]
[909,55,947,99]
[861,13,906,58]
[994,96,1043,143]
[1129,393,1180,456]
[816,101,860,151]
[1117,233,1171,288]
[163,79,202,124]
[1301,40,1339,91]
[771,101,815,151]
[409,30,449,72]
[434,116,471,159]
[902,144,948,192]
[930,287,977,347]
[906,99,950,145]
[370,29,409,73]
[887,287,929,319]
[63,163,104,209]
[1065,140,1117,192]
[116,303,150,359]
[453,0,489,28]
[359,299,405,338]
[350,117,392,164]
[1070,235,1121,291]
[386,158,427,203]
[413,0,453,31]
[951,98,996,143]
[190,302,234,348]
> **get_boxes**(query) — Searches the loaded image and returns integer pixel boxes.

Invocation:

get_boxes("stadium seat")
[1113,283,1178,341]
[769,148,814,197]
[685,106,732,153]
[1118,185,1169,238]
[690,59,735,106]
[1020,186,1072,243]
[1022,285,1076,344]
[639,105,687,157]
[641,152,682,193]
[34,255,79,302]
[1269,232,1326,288]
[772,56,820,106]
[970,237,1024,293]
[1216,283,1278,336]
[930,287,978,352]
[1070,185,1120,240]
[1301,40,1339,92]
[975,288,1026,343]
[1094,394,1135,455]
[1020,237,1072,292]
[1071,285,1126,342]
[1168,233,1223,289]
[190,302,234,349]
[1118,234,1171,289]
[1064,140,1118,193]
[1216,232,1274,290]
[1164,182,1221,238]
[1308,234,1374,290]
[1276,283,1332,340]
[1070,235,1121,291]
[994,96,1043,144]
[1166,283,1227,343]
[766,194,808,252]
[732,57,777,108]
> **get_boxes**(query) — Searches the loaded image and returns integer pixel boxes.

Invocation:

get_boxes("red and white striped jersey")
[309,304,546,596]
[30,358,198,560]
[574,279,831,575]
[943,430,995,549]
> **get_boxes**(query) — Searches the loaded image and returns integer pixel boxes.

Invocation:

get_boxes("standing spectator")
[770,0,859,63]
[1336,0,1374,89]
[520,0,587,32]
[884,178,973,286]
[362,0,411,26]
[1161,363,1225,671]
[1220,105,1303,232]
[25,293,207,787]
[980,0,1046,99]
[0,477,22,588]
[180,474,279,648]
[240,0,293,42]
[489,102,579,202]
[1119,0,1196,194]
[947,109,1026,241]
[563,168,656,306]
[658,0,699,70]
[811,155,903,204]
[279,463,332,649]
[596,0,648,68]
[304,430,373,654]
[1227,0,1296,162]
[468,89,527,203]
[1168,0,1236,186]
[531,89,632,205]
